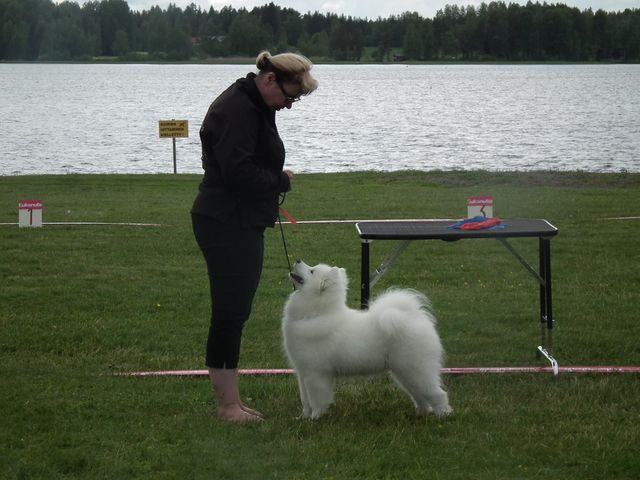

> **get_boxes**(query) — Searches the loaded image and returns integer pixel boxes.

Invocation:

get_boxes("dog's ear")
[333,267,348,286]
[319,267,340,292]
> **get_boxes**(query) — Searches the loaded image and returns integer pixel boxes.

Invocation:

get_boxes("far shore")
[2,57,638,66]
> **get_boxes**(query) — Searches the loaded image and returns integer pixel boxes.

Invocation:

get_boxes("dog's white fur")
[282,260,452,420]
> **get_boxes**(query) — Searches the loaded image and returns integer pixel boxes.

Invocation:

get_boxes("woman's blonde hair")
[256,51,318,96]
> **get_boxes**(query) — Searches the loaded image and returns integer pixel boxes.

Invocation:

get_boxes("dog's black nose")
[295,259,302,264]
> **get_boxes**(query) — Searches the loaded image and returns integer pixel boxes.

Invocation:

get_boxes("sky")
[70,0,640,18]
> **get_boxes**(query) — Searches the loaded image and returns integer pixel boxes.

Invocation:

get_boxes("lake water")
[1,63,639,176]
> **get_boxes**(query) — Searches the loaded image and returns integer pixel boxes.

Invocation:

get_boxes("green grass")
[1,171,639,479]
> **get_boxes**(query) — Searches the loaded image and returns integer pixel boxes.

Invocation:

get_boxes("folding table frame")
[355,219,559,375]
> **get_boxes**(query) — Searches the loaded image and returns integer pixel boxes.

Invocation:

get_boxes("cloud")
[320,0,345,14]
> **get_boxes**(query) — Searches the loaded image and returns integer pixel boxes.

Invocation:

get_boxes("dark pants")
[192,214,265,369]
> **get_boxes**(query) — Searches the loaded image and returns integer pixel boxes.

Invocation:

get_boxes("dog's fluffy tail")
[369,288,432,314]
[368,288,436,336]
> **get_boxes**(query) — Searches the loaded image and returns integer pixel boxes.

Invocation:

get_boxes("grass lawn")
[1,171,639,479]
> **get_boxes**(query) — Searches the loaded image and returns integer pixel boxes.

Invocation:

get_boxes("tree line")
[1,0,638,62]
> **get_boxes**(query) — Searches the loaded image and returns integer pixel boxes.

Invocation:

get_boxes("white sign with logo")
[19,200,43,227]
[467,196,493,218]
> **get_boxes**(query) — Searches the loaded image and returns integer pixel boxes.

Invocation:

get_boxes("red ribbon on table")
[459,217,502,230]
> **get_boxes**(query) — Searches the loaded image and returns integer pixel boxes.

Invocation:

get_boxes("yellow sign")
[159,120,189,138]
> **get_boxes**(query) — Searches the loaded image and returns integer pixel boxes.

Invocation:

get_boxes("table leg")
[541,237,553,350]
[538,238,547,355]
[538,237,558,375]
[361,240,370,309]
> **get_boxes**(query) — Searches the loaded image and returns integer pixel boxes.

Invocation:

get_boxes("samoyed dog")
[282,260,452,420]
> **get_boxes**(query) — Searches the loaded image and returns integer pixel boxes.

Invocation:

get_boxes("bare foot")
[241,404,264,418]
[217,403,263,422]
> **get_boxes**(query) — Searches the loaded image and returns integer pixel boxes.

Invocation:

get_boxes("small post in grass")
[158,119,189,174]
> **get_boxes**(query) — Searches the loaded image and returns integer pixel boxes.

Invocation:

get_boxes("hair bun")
[256,51,272,70]
[254,51,318,95]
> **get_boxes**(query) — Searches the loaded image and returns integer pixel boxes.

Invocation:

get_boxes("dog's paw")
[309,407,329,420]
[434,405,453,417]
[300,409,312,420]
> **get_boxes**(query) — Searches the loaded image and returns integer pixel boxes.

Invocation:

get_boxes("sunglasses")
[276,79,301,103]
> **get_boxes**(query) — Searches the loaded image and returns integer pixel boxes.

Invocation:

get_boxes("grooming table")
[355,219,559,374]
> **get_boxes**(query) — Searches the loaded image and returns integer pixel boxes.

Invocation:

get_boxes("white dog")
[282,260,452,420]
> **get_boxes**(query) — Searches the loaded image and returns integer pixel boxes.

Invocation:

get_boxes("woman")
[191,51,318,422]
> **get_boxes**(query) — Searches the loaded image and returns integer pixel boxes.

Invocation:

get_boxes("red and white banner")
[19,200,43,210]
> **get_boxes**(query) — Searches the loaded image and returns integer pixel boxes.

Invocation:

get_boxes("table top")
[355,219,558,241]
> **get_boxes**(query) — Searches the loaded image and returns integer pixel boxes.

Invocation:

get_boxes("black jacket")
[191,73,291,227]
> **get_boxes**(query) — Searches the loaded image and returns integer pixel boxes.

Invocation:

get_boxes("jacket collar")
[237,72,271,113]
